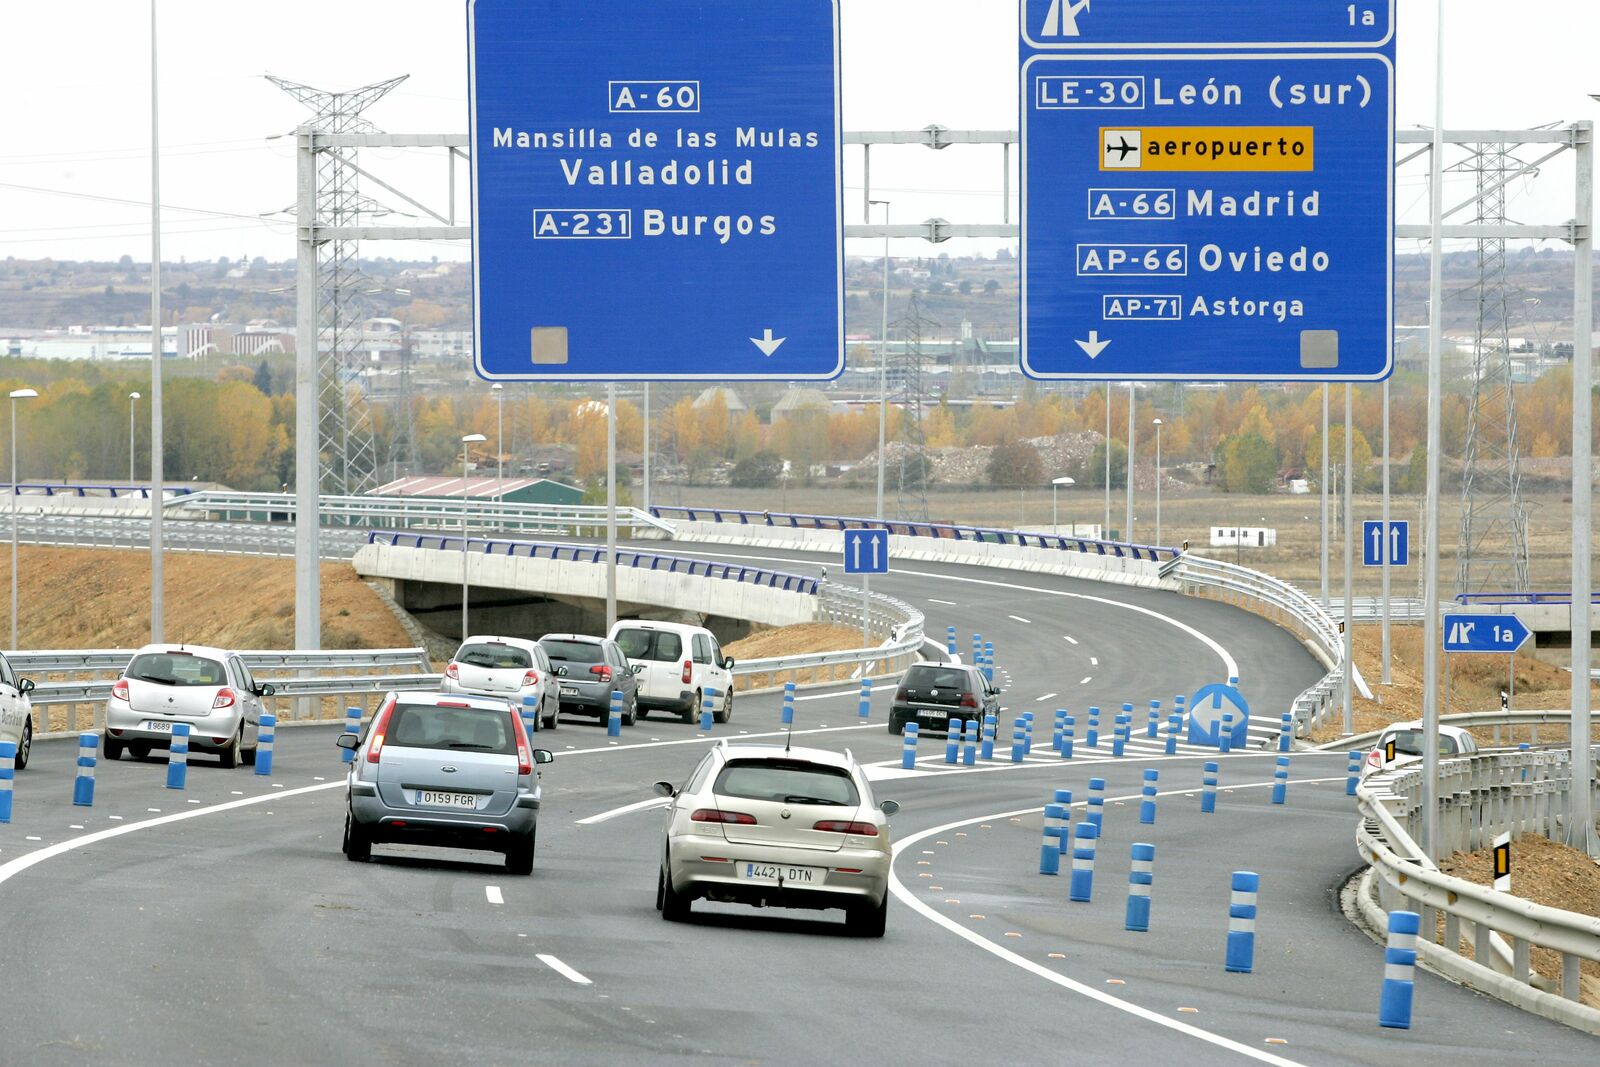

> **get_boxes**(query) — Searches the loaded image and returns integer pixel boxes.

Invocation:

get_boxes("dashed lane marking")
[537,953,592,985]
[1008,615,1032,624]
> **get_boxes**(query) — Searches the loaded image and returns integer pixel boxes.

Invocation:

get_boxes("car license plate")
[737,862,823,885]
[921,709,948,720]
[416,790,478,809]
[146,720,173,732]
[560,686,579,696]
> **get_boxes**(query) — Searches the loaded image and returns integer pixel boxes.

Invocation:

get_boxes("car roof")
[390,690,516,711]
[713,742,857,773]
[610,620,707,635]
[1378,722,1472,741]
[457,635,540,650]
[130,643,230,661]
[539,633,606,644]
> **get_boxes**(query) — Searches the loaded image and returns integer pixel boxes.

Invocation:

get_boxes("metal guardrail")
[649,505,1179,562]
[174,491,676,536]
[1354,747,1600,1025]
[8,647,432,676]
[367,530,823,594]
[1324,596,1431,623]
[1326,709,1600,753]
[1458,591,1600,606]
[2,483,197,499]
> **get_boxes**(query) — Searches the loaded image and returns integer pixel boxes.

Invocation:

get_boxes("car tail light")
[437,700,471,708]
[212,688,236,710]
[589,664,612,682]
[690,808,756,825]
[682,660,693,684]
[1366,750,1382,768]
[111,679,129,702]
[510,710,532,776]
[211,736,227,745]
[813,820,879,836]
[835,868,865,874]
[895,686,909,702]
[522,669,540,688]
[959,692,978,709]
[445,662,459,680]
[366,697,397,764]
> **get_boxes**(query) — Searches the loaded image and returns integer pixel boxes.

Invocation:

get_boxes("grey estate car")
[538,634,639,726]
[339,691,553,874]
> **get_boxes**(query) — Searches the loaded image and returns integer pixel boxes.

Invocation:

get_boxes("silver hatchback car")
[103,645,271,767]
[338,691,553,874]
[654,742,899,937]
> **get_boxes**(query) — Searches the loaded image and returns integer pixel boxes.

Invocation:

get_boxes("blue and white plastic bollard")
[782,681,796,726]
[1069,822,1097,903]
[947,625,957,656]
[700,688,717,733]
[1271,755,1290,805]
[902,722,919,770]
[940,720,958,764]
[1126,842,1156,932]
[1147,699,1162,739]
[1379,910,1421,1029]
[1086,706,1101,748]
[1166,712,1182,756]
[1278,712,1294,753]
[962,719,977,766]
[341,705,362,762]
[1225,871,1259,974]
[983,642,995,682]
[73,731,97,806]
[1060,715,1075,760]
[1346,750,1362,796]
[1111,713,1128,758]
[1052,708,1066,752]
[1053,789,1073,853]
[972,633,982,665]
[521,695,539,738]
[608,690,624,737]
[1202,761,1219,813]
[166,723,190,790]
[1010,719,1026,764]
[1022,711,1034,755]
[858,679,872,720]
[254,714,276,777]
[1139,769,1159,824]
[1040,803,1064,875]
[0,740,13,823]
[981,714,996,761]
[1087,776,1106,832]
[1219,710,1234,754]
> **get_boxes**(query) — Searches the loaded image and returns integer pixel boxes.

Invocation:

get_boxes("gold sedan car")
[654,742,899,937]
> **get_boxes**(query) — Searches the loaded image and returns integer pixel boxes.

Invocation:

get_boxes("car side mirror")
[532,749,554,765]
[879,799,900,816]
[632,664,644,675]
[258,683,276,697]
[335,733,359,751]
[17,677,33,694]
[722,656,735,671]
[653,781,677,798]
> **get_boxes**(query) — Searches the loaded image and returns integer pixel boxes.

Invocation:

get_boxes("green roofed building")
[372,475,584,507]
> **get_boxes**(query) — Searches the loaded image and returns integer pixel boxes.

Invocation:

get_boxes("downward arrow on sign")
[750,329,786,357]
[1076,331,1111,359]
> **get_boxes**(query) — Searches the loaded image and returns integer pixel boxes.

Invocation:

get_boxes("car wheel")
[713,688,732,725]
[506,829,536,876]
[104,735,124,761]
[219,728,242,769]
[887,719,904,735]
[241,740,258,766]
[128,742,151,760]
[15,719,30,771]
[680,691,700,725]
[847,894,888,938]
[543,702,559,730]
[624,695,639,727]
[660,865,691,922]
[342,810,371,862]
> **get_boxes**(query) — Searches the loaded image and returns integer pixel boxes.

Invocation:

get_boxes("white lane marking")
[576,797,669,825]
[1090,656,1099,666]
[889,781,1339,1067]
[795,686,895,703]
[929,599,958,606]
[537,953,593,985]
[486,885,504,905]
[1035,693,1057,702]
[1064,635,1078,645]
[1080,677,1093,685]
[1008,615,1032,624]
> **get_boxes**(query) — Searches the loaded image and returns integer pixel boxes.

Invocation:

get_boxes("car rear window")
[904,665,972,691]
[455,642,532,670]
[386,703,517,754]
[714,758,859,806]
[1384,730,1458,758]
[614,628,683,662]
[126,653,226,687]
[541,639,604,664]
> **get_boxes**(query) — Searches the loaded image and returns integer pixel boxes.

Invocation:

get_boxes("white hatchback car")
[0,652,38,770]
[610,620,734,724]
[103,645,272,766]
[443,636,560,729]
[653,742,898,937]
[1359,721,1479,780]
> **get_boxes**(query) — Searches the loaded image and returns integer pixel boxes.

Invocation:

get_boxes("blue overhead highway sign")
[467,0,844,382]
[1442,614,1531,654]
[1019,7,1395,381]
[1021,0,1394,51]
[1362,520,1409,567]
[843,529,890,576]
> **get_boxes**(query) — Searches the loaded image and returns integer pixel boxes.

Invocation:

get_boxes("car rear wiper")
[784,795,845,805]
[444,742,498,750]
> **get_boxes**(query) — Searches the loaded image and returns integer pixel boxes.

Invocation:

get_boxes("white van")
[608,621,734,724]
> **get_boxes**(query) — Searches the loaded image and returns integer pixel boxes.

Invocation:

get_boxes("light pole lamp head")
[1152,418,1163,427]
[8,388,38,400]
[129,391,142,401]
[462,433,487,444]
[491,384,503,393]
[1052,476,1075,487]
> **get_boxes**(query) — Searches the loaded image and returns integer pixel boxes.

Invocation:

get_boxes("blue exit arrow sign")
[1442,613,1531,654]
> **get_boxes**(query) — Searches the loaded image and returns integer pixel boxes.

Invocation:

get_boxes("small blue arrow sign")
[1362,520,1409,567]
[1442,613,1531,654]
[842,529,890,575]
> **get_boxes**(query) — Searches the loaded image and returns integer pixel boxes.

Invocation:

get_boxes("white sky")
[0,0,1596,264]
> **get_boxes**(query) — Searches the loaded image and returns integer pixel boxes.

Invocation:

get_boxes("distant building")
[692,387,747,413]
[770,387,831,420]
[372,475,584,507]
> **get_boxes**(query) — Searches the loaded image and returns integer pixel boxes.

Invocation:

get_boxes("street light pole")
[128,391,141,486]
[870,199,890,521]
[491,383,504,496]
[9,388,37,650]
[1103,384,1111,536]
[148,0,164,644]
[1152,418,1163,546]
[1124,382,1135,542]
[460,433,486,641]
[1321,383,1330,606]
[1052,476,1074,536]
